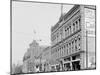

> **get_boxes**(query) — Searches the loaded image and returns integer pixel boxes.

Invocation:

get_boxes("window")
[60,47,61,57]
[58,48,59,58]
[63,45,66,56]
[62,46,64,56]
[69,43,71,54]
[66,44,68,55]
[76,21,78,31]
[69,26,71,35]
[72,41,74,53]
[78,36,81,50]
[73,23,75,33]
[75,39,77,51]
[67,28,69,36]
[60,28,63,40]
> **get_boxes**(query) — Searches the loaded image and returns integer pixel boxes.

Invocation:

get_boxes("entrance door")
[72,61,80,70]
[64,63,71,71]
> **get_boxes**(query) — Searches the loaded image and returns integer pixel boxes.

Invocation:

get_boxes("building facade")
[40,46,51,72]
[22,40,46,73]
[51,5,96,71]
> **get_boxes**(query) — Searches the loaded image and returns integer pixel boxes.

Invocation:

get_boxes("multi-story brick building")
[51,5,96,71]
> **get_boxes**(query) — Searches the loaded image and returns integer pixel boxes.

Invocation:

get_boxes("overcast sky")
[12,1,74,64]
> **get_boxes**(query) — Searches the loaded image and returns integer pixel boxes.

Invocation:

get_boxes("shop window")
[72,56,76,60]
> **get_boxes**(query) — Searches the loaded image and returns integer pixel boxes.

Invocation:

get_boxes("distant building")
[22,49,31,73]
[41,46,51,72]
[22,40,46,73]
[51,5,96,71]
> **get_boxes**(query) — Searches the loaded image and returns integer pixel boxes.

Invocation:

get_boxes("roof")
[51,5,80,32]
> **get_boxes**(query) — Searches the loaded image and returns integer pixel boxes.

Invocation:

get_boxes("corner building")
[51,5,96,71]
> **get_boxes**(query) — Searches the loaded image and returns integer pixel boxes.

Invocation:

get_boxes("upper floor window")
[69,26,71,35]
[60,28,63,40]
[66,44,68,55]
[73,23,75,33]
[75,39,77,51]
[79,18,81,29]
[69,43,71,54]
[72,40,74,53]
[78,36,81,50]
[76,21,78,31]
[67,28,69,36]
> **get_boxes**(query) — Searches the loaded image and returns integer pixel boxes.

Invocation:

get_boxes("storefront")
[63,54,81,71]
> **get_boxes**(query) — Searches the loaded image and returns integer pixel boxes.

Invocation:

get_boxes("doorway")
[72,61,80,70]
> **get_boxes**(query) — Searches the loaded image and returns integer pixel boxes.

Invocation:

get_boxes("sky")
[12,1,74,65]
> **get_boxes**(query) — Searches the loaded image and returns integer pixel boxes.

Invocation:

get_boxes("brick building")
[51,5,96,71]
